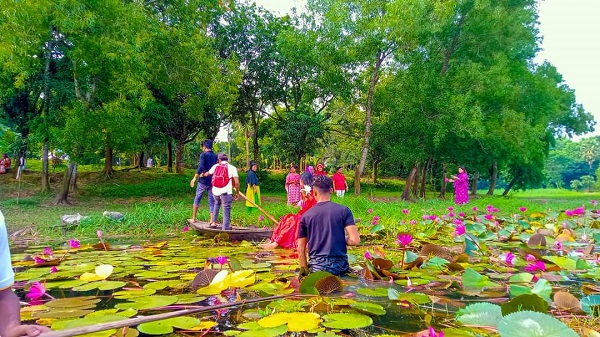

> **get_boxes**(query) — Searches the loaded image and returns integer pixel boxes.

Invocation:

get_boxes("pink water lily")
[402,209,410,215]
[97,230,103,238]
[216,256,228,265]
[526,254,536,262]
[565,209,574,216]
[525,260,546,272]
[410,220,417,225]
[34,256,45,264]
[454,223,466,236]
[373,216,380,221]
[259,215,265,221]
[484,214,494,221]
[573,206,585,215]
[68,239,80,249]
[43,247,53,256]
[396,233,413,246]
[448,212,455,218]
[427,326,444,337]
[182,225,189,232]
[592,200,598,207]
[50,266,58,273]
[367,208,373,214]
[26,282,46,301]
[502,252,515,266]
[371,220,379,226]
[458,212,465,218]
[364,251,373,260]
[553,241,563,250]
[472,206,478,212]
[519,207,527,212]
[447,206,454,211]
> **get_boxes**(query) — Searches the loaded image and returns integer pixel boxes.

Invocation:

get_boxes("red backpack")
[211,163,230,188]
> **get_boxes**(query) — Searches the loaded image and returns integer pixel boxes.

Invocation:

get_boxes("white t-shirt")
[208,161,238,196]
[0,211,15,290]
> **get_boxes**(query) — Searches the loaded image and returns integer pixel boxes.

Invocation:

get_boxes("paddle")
[237,191,279,225]
[38,294,288,337]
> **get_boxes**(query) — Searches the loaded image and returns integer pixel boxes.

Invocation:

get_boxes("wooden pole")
[237,191,279,225]
[38,295,287,337]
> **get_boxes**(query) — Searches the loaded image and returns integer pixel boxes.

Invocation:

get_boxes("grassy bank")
[1,163,598,242]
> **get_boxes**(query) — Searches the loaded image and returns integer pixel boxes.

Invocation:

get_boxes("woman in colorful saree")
[285,164,301,205]
[448,166,469,205]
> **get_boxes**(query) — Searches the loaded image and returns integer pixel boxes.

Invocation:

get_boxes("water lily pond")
[11,204,600,337]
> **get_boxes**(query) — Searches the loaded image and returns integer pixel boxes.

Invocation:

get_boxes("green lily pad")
[357,287,389,297]
[299,271,333,295]
[175,294,206,305]
[321,313,373,329]
[115,295,179,310]
[137,317,200,335]
[581,295,600,316]
[72,281,126,291]
[350,302,386,315]
[258,312,321,332]
[45,297,101,308]
[501,294,548,315]
[143,280,184,291]
[462,268,501,293]
[456,302,502,327]
[114,289,156,299]
[497,311,579,337]
[34,308,95,319]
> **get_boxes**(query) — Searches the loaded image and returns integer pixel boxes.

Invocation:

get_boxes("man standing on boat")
[203,153,239,230]
[297,175,360,276]
[190,139,218,223]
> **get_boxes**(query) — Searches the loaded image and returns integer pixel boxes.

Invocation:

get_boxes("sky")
[248,0,600,138]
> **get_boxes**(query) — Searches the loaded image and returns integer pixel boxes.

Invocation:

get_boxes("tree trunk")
[69,163,78,192]
[439,163,447,199]
[401,163,419,201]
[372,160,379,184]
[419,157,432,199]
[357,51,386,195]
[55,162,76,204]
[470,172,479,196]
[353,165,361,196]
[167,141,173,173]
[41,140,51,193]
[252,124,260,164]
[175,138,184,174]
[502,175,518,196]
[245,128,251,169]
[487,161,497,195]
[139,151,145,169]
[412,162,420,199]
[103,146,114,176]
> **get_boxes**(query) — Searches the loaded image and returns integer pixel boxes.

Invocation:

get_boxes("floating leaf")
[191,269,219,289]
[387,289,431,304]
[175,294,206,305]
[372,258,393,270]
[350,302,386,315]
[45,297,100,308]
[456,302,502,327]
[508,273,534,283]
[143,280,183,291]
[72,281,126,292]
[581,295,600,316]
[138,317,200,335]
[299,271,333,295]
[230,270,256,288]
[421,244,452,259]
[462,268,501,293]
[497,311,579,337]
[114,289,156,299]
[314,275,343,295]
[527,233,547,247]
[258,312,321,332]
[115,295,178,310]
[321,313,373,329]
[501,294,548,315]
[357,287,389,297]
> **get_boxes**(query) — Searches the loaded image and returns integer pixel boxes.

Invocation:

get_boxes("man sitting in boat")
[297,176,360,276]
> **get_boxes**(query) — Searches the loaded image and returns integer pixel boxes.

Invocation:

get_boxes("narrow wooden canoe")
[188,219,273,242]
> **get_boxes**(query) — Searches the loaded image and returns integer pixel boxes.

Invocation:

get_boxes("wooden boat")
[188,219,273,242]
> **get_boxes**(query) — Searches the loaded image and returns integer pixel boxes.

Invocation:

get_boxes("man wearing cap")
[0,211,51,337]
[297,175,360,276]
[190,139,218,223]
[202,153,240,230]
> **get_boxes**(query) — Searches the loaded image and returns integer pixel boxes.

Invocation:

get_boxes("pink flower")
[182,225,189,232]
[525,260,546,272]
[34,256,45,264]
[410,220,417,225]
[259,215,265,221]
[444,177,449,182]
[447,206,454,211]
[26,282,46,301]
[402,209,410,215]
[364,251,373,260]
[526,254,536,262]
[371,220,378,225]
[519,207,527,212]
[502,252,514,266]
[573,206,585,215]
[565,210,574,217]
[491,208,499,213]
[428,326,444,337]
[441,215,447,220]
[458,212,465,218]
[472,206,478,212]
[484,214,494,221]
[43,247,53,256]
[373,216,380,221]
[592,200,598,207]
[486,205,494,212]
[455,223,466,236]
[50,266,58,273]
[553,241,563,250]
[96,230,103,238]
[448,212,455,218]
[215,256,228,266]
[68,239,80,249]
[367,208,373,214]
[396,233,413,246]
[428,215,438,221]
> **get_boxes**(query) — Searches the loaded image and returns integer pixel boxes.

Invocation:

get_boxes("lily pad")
[138,317,200,335]
[501,294,548,315]
[258,312,321,332]
[115,295,179,310]
[45,297,101,308]
[350,302,386,315]
[72,280,126,291]
[497,311,579,337]
[321,313,373,329]
[357,287,389,297]
[581,295,600,316]
[114,289,156,299]
[456,302,502,327]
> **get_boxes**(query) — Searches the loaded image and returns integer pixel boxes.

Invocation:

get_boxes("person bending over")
[297,176,360,276]
[0,211,51,337]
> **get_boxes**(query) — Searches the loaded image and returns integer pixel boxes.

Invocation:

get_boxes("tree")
[570,179,581,191]
[580,175,595,192]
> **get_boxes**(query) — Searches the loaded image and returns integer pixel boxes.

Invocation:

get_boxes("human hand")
[190,178,196,188]
[298,266,310,278]
[5,324,52,337]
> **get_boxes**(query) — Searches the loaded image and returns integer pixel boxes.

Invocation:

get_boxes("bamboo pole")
[38,294,287,337]
[237,191,279,225]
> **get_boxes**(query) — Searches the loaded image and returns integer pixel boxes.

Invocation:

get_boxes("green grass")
[1,166,597,241]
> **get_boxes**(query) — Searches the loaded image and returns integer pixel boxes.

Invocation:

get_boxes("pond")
[11,206,600,337]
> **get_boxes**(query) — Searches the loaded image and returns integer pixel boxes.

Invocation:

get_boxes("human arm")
[0,289,51,337]
[345,225,360,246]
[297,237,309,275]
[233,176,240,200]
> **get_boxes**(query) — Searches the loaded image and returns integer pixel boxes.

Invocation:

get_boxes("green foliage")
[497,311,579,337]
[456,302,503,327]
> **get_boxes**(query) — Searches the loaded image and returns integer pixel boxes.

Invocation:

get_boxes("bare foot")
[259,242,279,249]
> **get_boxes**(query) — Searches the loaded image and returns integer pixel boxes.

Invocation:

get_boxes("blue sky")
[252,0,600,138]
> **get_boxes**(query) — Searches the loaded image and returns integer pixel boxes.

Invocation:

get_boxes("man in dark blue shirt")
[297,175,360,276]
[190,139,218,222]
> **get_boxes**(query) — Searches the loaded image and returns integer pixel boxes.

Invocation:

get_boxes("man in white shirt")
[200,153,240,230]
[0,211,51,337]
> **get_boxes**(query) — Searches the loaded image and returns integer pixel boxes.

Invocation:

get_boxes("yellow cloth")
[245,185,261,208]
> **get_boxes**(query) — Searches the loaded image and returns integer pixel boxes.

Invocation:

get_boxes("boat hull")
[188,219,273,242]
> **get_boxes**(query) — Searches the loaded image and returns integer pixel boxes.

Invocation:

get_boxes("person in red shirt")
[332,166,348,197]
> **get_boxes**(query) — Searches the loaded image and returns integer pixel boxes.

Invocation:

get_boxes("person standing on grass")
[15,155,25,180]
[300,165,314,190]
[0,211,51,337]
[245,161,261,212]
[203,153,239,230]
[297,176,360,276]
[190,139,218,222]
[448,166,469,205]
[285,164,301,205]
[314,163,327,176]
[332,166,348,197]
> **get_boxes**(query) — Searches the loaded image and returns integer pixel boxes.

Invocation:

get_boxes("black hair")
[335,166,342,171]
[312,175,332,194]
[218,152,228,161]
[202,139,213,149]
